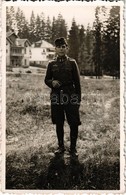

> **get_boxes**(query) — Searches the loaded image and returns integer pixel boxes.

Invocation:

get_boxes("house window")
[35,43,41,47]
[25,59,27,65]
[41,52,46,55]
[24,48,26,54]
[6,49,8,53]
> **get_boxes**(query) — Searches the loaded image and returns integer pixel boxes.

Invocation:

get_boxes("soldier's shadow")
[44,153,83,189]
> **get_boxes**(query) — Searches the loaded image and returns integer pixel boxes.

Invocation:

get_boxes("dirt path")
[104,96,119,119]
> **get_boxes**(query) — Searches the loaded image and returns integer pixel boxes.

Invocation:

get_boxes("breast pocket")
[52,66,59,78]
[65,67,72,78]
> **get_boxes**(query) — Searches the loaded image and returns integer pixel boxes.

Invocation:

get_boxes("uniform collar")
[57,55,68,62]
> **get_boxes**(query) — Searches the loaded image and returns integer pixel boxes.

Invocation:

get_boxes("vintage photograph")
[3,1,124,192]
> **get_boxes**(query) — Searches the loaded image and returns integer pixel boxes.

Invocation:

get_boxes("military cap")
[55,37,68,47]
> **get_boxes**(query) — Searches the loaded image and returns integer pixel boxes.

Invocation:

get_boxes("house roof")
[16,39,31,47]
[6,31,31,47]
[6,37,13,45]
[32,40,54,48]
[6,31,18,38]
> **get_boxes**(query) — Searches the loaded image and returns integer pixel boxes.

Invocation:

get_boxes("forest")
[6,6,120,77]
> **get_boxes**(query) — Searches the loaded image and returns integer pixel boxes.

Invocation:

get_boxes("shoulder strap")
[66,57,74,72]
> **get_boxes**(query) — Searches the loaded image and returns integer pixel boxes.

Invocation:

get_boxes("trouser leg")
[56,123,64,148]
[70,124,78,150]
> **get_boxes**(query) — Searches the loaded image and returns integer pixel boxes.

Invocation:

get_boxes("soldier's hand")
[52,80,61,88]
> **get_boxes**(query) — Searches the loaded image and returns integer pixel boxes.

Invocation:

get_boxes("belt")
[61,82,73,87]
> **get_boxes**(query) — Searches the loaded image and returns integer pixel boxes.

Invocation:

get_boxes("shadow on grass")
[6,151,120,190]
[37,154,84,190]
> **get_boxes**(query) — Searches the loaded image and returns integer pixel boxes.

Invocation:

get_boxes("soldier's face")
[55,45,68,57]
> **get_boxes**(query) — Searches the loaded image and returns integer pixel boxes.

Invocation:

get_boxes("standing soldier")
[45,37,81,156]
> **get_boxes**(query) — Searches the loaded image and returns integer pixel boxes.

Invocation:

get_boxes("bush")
[30,63,47,69]
[15,73,21,77]
[37,69,43,73]
[6,66,13,72]
[26,70,32,74]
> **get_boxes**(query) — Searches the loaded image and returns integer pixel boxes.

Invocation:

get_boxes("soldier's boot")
[69,124,78,156]
[55,123,65,154]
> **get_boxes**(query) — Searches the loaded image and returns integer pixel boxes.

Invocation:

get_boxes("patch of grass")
[15,73,21,77]
[6,75,120,190]
[6,145,119,190]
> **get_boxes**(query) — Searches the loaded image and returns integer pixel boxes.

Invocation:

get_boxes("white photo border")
[1,0,125,194]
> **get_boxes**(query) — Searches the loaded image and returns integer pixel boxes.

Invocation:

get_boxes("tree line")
[6,6,120,77]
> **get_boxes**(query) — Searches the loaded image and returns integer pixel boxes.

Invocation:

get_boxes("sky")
[22,4,96,28]
[9,2,113,29]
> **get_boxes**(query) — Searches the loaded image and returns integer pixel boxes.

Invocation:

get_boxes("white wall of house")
[6,40,11,67]
[29,42,55,67]
[6,32,31,69]
[22,43,30,67]
[30,47,48,62]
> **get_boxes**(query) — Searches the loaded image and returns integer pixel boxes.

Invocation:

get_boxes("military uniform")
[45,55,81,125]
[44,37,81,155]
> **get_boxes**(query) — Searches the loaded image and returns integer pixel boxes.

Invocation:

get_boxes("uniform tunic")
[45,55,81,125]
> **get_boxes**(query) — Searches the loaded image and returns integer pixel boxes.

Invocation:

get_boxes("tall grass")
[6,74,120,190]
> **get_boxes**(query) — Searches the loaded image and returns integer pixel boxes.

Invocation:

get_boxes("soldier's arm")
[44,62,53,88]
[72,60,81,102]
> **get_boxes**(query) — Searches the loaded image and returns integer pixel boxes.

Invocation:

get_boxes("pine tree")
[79,25,85,47]
[6,7,12,31]
[78,24,94,75]
[10,6,15,24]
[78,25,86,72]
[51,14,67,44]
[29,11,36,43]
[35,15,42,41]
[102,6,120,78]
[68,18,79,63]
[6,6,18,33]
[39,12,46,40]
[16,10,29,39]
[92,7,103,78]
[45,16,52,42]
[86,24,92,55]
[51,16,57,44]
[56,13,67,38]
[15,7,21,25]
[86,24,95,76]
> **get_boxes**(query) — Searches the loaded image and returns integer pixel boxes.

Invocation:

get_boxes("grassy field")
[6,73,120,190]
